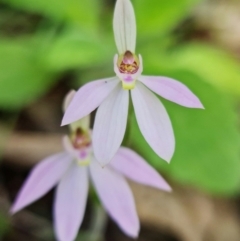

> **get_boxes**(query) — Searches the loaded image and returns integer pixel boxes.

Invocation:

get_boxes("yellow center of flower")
[117,51,140,90]
[119,51,139,74]
[78,159,91,166]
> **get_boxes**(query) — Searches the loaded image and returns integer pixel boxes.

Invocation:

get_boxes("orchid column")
[62,0,203,167]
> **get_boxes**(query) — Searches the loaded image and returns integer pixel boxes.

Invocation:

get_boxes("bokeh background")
[0,0,240,240]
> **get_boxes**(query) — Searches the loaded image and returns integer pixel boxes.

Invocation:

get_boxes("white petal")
[139,75,204,108]
[54,164,89,241]
[11,153,72,214]
[89,160,139,238]
[62,91,91,132]
[113,0,136,54]
[93,84,129,166]
[63,90,76,112]
[131,82,175,163]
[62,77,119,126]
[110,147,171,191]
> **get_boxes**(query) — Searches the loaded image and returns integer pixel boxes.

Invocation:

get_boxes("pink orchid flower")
[11,91,171,241]
[62,0,203,166]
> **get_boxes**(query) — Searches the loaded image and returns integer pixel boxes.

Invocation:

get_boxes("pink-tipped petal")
[11,153,72,214]
[62,78,119,126]
[111,147,171,191]
[139,76,204,108]
[90,159,139,238]
[131,82,175,163]
[92,84,129,166]
[113,0,136,54]
[54,164,89,241]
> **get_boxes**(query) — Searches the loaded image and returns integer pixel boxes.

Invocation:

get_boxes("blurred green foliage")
[171,44,240,95]
[46,28,109,71]
[0,39,55,109]
[1,0,240,196]
[2,0,100,29]
[134,0,202,37]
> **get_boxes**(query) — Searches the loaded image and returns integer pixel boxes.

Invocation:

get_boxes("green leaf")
[129,71,240,196]
[171,44,240,95]
[46,29,112,71]
[0,39,55,109]
[3,0,99,29]
[134,0,202,37]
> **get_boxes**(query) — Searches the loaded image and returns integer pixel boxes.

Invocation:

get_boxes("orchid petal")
[110,147,171,191]
[54,164,89,241]
[11,153,72,214]
[90,159,139,238]
[63,90,91,131]
[113,0,136,54]
[93,84,129,166]
[131,82,175,163]
[62,77,119,126]
[139,76,204,108]
[63,90,76,112]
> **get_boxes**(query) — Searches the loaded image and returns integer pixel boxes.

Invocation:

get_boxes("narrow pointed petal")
[131,82,175,163]
[90,160,139,238]
[139,76,204,108]
[11,153,72,214]
[54,164,89,241]
[110,147,171,191]
[62,78,119,126]
[113,0,136,54]
[93,84,129,166]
